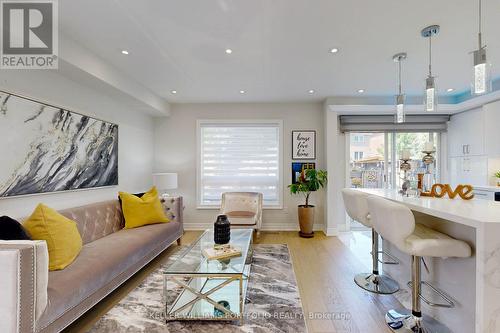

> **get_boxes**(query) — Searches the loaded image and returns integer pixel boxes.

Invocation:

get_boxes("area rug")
[88,244,307,333]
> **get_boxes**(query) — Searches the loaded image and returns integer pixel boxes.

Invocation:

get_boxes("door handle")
[467,145,470,154]
[462,145,466,155]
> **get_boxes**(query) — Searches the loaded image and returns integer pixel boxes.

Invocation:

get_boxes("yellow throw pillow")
[23,204,83,271]
[119,186,169,229]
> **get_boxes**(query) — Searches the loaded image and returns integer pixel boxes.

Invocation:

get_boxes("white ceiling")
[59,0,500,103]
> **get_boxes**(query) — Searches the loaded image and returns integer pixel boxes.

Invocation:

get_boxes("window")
[346,131,441,191]
[346,131,441,231]
[354,151,364,160]
[353,135,365,143]
[197,120,283,208]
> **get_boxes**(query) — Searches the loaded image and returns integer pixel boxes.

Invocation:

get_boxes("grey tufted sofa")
[0,196,183,333]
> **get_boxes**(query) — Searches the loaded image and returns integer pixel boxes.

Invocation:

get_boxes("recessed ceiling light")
[308,89,315,94]
[121,50,129,55]
[330,48,339,54]
[225,49,233,54]
[171,90,177,94]
[447,88,455,92]
[239,90,245,94]
[358,89,365,93]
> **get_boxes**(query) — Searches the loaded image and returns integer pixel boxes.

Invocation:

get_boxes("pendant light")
[393,53,407,123]
[472,0,491,95]
[421,25,439,112]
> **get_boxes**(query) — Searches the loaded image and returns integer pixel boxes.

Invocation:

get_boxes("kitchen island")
[354,188,500,333]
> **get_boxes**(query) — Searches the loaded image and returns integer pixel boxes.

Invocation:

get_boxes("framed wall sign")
[291,162,316,184]
[292,130,316,160]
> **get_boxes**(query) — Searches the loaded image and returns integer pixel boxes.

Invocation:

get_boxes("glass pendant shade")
[424,76,437,112]
[396,94,405,124]
[472,48,492,95]
[471,0,492,96]
[393,52,407,124]
[421,25,439,112]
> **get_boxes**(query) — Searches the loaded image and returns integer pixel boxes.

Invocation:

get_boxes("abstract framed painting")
[291,162,315,184]
[0,90,118,198]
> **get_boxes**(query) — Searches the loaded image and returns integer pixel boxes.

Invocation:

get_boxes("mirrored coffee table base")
[164,229,253,325]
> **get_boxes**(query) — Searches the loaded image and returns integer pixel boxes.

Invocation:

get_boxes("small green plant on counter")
[495,171,500,179]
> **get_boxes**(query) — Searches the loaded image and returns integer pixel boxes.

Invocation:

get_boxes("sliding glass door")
[347,133,387,229]
[346,131,440,230]
[348,132,388,189]
[392,132,439,189]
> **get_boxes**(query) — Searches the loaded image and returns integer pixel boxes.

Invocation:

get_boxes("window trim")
[196,119,284,210]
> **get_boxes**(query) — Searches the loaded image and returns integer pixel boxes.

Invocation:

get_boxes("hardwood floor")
[65,231,400,333]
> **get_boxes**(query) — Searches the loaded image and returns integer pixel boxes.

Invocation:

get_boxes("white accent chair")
[367,195,471,333]
[220,192,263,236]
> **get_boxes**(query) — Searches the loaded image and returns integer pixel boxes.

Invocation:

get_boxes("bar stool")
[367,195,472,333]
[341,189,399,294]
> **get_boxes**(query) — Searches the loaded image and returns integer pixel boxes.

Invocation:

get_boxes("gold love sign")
[420,184,474,200]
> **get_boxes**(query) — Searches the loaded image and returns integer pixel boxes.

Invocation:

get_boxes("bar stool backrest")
[341,189,371,227]
[367,195,415,253]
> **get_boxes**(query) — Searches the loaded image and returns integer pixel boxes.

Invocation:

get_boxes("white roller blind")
[198,121,282,207]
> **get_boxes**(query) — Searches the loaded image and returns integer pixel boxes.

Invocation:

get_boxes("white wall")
[154,102,325,231]
[0,70,154,218]
[324,106,345,236]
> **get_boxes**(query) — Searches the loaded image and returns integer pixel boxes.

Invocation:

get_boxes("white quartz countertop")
[354,188,500,227]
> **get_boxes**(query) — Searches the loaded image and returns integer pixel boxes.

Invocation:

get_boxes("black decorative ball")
[214,214,231,245]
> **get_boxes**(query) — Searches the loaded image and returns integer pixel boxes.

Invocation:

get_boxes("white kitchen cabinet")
[449,155,488,187]
[447,102,500,187]
[448,108,485,157]
[483,100,500,157]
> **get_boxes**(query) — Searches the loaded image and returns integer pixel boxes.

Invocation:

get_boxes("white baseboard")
[324,227,338,236]
[183,222,325,232]
[337,223,348,232]
[261,223,325,232]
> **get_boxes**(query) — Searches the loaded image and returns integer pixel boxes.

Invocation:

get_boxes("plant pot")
[298,205,315,238]
[497,179,500,187]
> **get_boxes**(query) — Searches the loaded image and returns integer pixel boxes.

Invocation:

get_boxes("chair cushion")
[23,204,83,271]
[405,224,471,258]
[226,211,256,218]
[226,216,257,226]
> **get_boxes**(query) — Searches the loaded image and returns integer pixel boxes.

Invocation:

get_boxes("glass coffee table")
[163,229,253,325]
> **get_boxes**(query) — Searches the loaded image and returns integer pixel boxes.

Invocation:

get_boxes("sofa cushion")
[23,204,83,271]
[0,216,32,240]
[57,201,124,245]
[36,221,181,330]
[119,187,169,229]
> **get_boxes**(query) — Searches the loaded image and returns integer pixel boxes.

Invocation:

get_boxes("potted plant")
[495,171,500,187]
[288,169,327,238]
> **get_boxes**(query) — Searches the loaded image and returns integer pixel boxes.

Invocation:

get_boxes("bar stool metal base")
[385,309,451,333]
[354,273,399,294]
